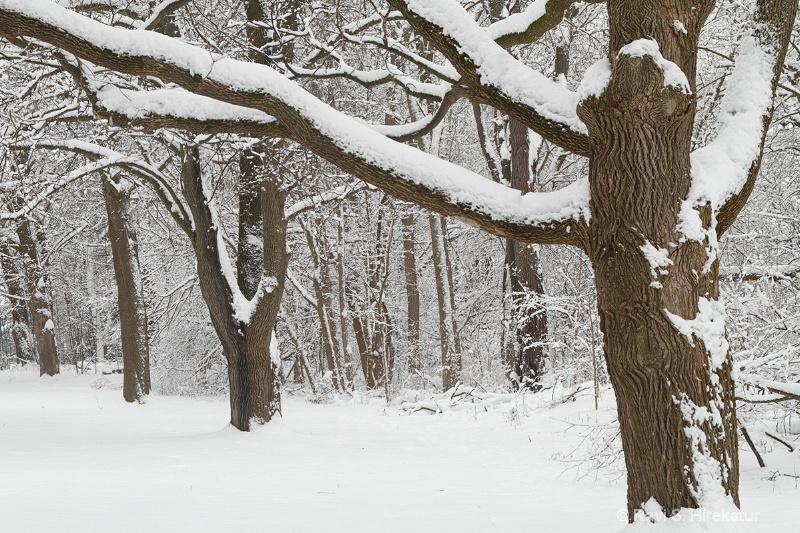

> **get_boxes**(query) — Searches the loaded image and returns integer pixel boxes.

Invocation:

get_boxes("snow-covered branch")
[691,1,797,236]
[387,0,590,156]
[489,0,587,48]
[285,183,366,219]
[18,139,193,235]
[287,62,447,102]
[142,0,191,31]
[739,373,800,403]
[93,85,290,137]
[0,0,591,248]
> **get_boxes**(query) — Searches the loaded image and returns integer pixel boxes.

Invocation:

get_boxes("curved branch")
[386,0,590,156]
[19,139,194,236]
[691,0,798,236]
[143,0,192,31]
[0,0,590,248]
[490,0,587,48]
[368,86,463,142]
[286,62,446,101]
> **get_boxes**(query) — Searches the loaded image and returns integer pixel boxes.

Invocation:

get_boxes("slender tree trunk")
[400,212,421,375]
[301,218,344,391]
[102,174,151,402]
[336,205,353,388]
[347,283,375,389]
[14,218,58,376]
[439,216,461,374]
[429,214,457,390]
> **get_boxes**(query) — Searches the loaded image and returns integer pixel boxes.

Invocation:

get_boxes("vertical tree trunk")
[336,206,353,388]
[181,146,284,430]
[505,119,547,390]
[301,218,344,391]
[400,212,421,375]
[429,214,458,391]
[439,217,461,378]
[102,174,151,403]
[576,1,740,517]
[0,241,35,363]
[14,218,58,376]
[236,148,264,300]
[348,283,375,389]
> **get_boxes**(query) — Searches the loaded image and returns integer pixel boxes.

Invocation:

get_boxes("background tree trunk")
[506,117,547,390]
[430,214,460,390]
[14,217,58,376]
[400,212,421,375]
[102,173,151,403]
[0,241,35,364]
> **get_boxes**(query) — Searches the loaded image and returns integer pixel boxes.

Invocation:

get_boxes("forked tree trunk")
[102,174,151,402]
[429,214,460,391]
[181,146,285,430]
[576,1,737,517]
[301,218,345,391]
[237,149,264,300]
[14,218,58,376]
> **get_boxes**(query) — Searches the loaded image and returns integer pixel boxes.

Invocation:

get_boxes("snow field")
[0,371,797,532]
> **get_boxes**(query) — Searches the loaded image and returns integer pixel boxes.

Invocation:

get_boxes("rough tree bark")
[181,146,285,430]
[505,118,547,391]
[102,173,151,402]
[14,217,58,376]
[573,0,794,517]
[0,240,34,363]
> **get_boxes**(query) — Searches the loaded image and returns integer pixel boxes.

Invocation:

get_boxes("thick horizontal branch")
[0,0,590,248]
[92,85,291,137]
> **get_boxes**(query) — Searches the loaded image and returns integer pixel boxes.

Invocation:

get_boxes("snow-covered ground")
[0,370,797,532]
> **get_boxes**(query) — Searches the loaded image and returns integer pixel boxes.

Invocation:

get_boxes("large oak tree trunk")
[577,0,738,518]
[102,174,151,402]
